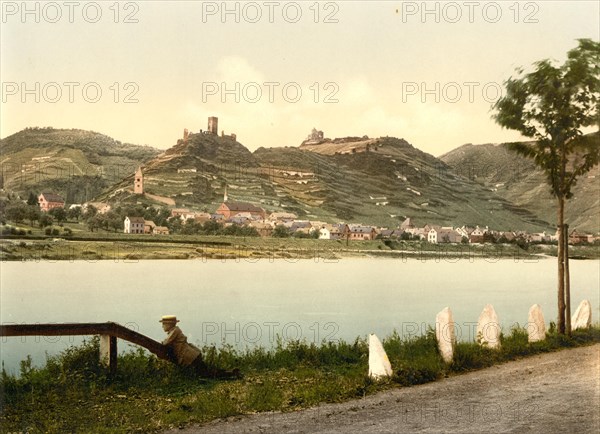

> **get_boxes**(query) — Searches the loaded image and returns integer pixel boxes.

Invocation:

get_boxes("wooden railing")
[0,322,170,374]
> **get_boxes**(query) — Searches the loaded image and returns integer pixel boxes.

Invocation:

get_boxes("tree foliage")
[493,39,599,334]
[493,39,599,200]
[272,224,292,238]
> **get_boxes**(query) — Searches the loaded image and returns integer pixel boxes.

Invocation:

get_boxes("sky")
[1,0,599,156]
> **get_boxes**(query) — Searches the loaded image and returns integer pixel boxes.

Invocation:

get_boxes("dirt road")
[167,344,600,433]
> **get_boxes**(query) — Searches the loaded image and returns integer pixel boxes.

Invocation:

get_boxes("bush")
[394,363,440,386]
[451,342,496,371]
[385,330,444,386]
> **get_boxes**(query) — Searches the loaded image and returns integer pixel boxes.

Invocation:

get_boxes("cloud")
[214,56,266,84]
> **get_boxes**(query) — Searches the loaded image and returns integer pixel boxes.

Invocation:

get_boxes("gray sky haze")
[1,1,598,155]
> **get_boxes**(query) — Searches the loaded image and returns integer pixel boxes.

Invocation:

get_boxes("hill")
[439,134,600,233]
[98,130,552,231]
[0,127,160,203]
[95,131,261,207]
[256,137,550,230]
[5,125,587,233]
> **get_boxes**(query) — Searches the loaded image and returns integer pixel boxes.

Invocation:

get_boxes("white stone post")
[435,307,455,363]
[476,304,501,349]
[571,300,592,330]
[527,304,546,342]
[368,334,393,379]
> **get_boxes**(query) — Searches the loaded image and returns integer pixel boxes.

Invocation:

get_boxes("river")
[1,257,598,373]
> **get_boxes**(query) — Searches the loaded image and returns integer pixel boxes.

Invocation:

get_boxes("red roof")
[40,192,64,203]
[221,201,264,214]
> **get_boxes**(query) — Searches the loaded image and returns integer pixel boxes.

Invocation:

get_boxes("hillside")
[256,137,551,230]
[0,127,160,203]
[97,130,552,231]
[440,135,600,233]
[96,131,262,207]
[4,125,589,232]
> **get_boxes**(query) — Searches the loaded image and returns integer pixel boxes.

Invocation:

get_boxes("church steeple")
[224,186,228,202]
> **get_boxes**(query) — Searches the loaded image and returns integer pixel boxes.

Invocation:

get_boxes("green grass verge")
[1,326,599,432]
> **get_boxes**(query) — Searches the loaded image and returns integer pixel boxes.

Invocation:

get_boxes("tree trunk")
[564,223,571,336]
[557,197,565,334]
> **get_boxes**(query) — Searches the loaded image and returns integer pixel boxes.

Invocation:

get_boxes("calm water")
[1,258,599,373]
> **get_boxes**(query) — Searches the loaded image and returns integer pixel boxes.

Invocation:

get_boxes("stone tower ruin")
[208,116,218,135]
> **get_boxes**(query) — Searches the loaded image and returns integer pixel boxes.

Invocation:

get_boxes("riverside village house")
[215,188,266,220]
[38,192,65,212]
[124,216,169,235]
[124,216,145,234]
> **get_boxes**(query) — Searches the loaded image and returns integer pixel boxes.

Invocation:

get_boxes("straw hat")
[159,315,180,323]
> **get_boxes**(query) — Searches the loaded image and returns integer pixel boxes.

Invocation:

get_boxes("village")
[31,173,597,246]
[3,117,595,246]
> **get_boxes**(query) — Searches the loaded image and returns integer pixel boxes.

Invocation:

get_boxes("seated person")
[160,315,241,379]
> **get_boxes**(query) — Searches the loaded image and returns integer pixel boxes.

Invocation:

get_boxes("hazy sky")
[1,1,598,156]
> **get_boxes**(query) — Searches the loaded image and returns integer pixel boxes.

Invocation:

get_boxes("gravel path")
[166,344,600,433]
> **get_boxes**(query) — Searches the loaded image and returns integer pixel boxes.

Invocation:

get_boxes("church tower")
[134,166,144,195]
[223,186,228,202]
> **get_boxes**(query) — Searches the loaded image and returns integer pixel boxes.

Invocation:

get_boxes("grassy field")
[5,221,599,261]
[2,218,599,263]
[1,326,598,433]
[1,235,568,261]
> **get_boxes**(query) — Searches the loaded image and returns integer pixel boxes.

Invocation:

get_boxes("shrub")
[451,342,496,371]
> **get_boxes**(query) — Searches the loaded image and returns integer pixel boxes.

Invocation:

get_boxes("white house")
[428,228,438,244]
[124,216,145,234]
[319,226,331,240]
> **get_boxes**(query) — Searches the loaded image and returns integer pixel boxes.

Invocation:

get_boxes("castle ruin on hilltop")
[180,116,237,144]
[306,128,324,144]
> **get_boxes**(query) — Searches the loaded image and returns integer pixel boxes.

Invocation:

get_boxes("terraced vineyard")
[440,134,600,233]
[4,126,594,232]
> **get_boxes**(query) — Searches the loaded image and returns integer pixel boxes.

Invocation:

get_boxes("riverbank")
[174,343,600,434]
[1,235,598,261]
[1,327,598,433]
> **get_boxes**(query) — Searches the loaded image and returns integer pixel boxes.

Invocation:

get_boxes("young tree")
[201,220,223,235]
[493,39,599,335]
[49,207,67,224]
[167,216,183,234]
[67,206,82,221]
[25,205,40,226]
[26,192,38,206]
[105,211,123,232]
[272,225,291,238]
[39,214,54,228]
[83,204,98,220]
[5,202,27,224]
